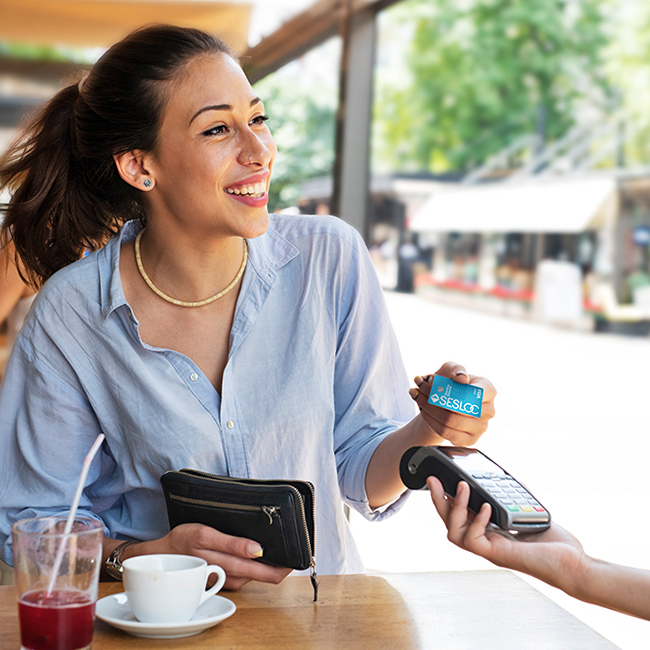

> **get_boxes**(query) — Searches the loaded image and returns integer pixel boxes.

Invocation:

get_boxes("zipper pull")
[261,505,278,525]
[310,558,319,603]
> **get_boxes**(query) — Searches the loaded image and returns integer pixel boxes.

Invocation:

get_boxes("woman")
[0,25,495,589]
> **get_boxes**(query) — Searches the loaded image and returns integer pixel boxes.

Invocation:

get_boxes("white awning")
[410,176,618,234]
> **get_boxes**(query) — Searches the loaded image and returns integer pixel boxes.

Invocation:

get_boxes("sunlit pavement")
[349,289,650,650]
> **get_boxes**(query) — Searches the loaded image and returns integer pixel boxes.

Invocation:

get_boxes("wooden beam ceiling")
[0,0,252,53]
[243,0,403,83]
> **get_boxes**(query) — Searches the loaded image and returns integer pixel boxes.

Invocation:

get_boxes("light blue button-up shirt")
[0,215,415,574]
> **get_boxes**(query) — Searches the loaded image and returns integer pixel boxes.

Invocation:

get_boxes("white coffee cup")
[122,554,226,623]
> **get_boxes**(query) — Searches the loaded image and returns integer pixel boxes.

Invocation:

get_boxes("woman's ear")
[113,150,155,191]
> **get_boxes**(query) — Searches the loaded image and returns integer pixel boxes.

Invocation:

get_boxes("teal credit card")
[428,375,483,418]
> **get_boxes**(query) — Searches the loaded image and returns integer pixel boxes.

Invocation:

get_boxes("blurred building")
[406,120,650,334]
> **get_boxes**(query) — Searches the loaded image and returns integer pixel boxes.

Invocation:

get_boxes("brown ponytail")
[0,24,235,289]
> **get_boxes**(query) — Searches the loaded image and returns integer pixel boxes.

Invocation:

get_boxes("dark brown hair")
[0,24,234,288]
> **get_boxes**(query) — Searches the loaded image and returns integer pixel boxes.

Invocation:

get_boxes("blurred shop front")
[408,173,650,334]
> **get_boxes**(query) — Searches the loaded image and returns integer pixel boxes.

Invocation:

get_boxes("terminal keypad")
[471,473,545,513]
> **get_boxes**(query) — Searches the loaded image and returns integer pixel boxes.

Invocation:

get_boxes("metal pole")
[331,3,377,243]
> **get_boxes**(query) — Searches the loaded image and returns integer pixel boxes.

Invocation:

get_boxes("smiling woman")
[0,24,496,590]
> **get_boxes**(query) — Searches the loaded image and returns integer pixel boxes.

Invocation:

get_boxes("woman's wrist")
[119,539,149,561]
[409,411,446,446]
[102,537,152,580]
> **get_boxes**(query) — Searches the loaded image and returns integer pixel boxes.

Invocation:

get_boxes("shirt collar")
[99,220,140,320]
[98,217,299,319]
[246,217,300,290]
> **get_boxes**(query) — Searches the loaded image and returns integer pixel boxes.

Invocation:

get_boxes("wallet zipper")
[169,494,280,525]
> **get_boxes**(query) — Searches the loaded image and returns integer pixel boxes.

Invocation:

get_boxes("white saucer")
[95,592,236,639]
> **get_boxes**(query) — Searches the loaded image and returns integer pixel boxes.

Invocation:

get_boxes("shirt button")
[227,421,235,429]
[190,373,199,382]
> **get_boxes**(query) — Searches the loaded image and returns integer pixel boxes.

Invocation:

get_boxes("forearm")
[572,557,650,621]
[365,414,445,509]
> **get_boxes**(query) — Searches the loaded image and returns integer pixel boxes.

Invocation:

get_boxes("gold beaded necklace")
[134,228,248,308]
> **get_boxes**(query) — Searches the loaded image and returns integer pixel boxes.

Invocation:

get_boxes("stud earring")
[143,179,152,188]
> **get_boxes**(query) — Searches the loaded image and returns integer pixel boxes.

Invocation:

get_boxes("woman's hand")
[409,362,496,447]
[427,477,586,593]
[113,524,292,590]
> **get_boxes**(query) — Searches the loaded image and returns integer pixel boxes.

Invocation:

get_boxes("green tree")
[604,1,650,166]
[0,40,98,63]
[374,0,612,174]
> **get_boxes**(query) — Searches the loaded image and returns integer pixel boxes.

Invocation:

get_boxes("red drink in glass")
[18,589,95,650]
[12,516,103,650]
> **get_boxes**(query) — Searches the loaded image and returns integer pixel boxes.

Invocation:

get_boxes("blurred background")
[2,1,650,648]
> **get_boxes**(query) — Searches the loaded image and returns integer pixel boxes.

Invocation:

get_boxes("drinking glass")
[12,516,103,650]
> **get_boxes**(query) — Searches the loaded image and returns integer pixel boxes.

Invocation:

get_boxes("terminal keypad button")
[474,475,546,515]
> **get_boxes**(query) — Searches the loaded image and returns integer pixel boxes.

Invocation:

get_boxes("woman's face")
[146,52,277,240]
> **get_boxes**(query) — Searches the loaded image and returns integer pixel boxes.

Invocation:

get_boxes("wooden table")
[0,571,619,649]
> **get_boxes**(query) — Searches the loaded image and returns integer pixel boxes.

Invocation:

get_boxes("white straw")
[46,433,105,596]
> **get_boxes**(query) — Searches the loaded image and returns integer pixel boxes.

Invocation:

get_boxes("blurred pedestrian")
[397,233,419,293]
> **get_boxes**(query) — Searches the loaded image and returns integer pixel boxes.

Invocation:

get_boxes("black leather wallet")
[160,469,318,600]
